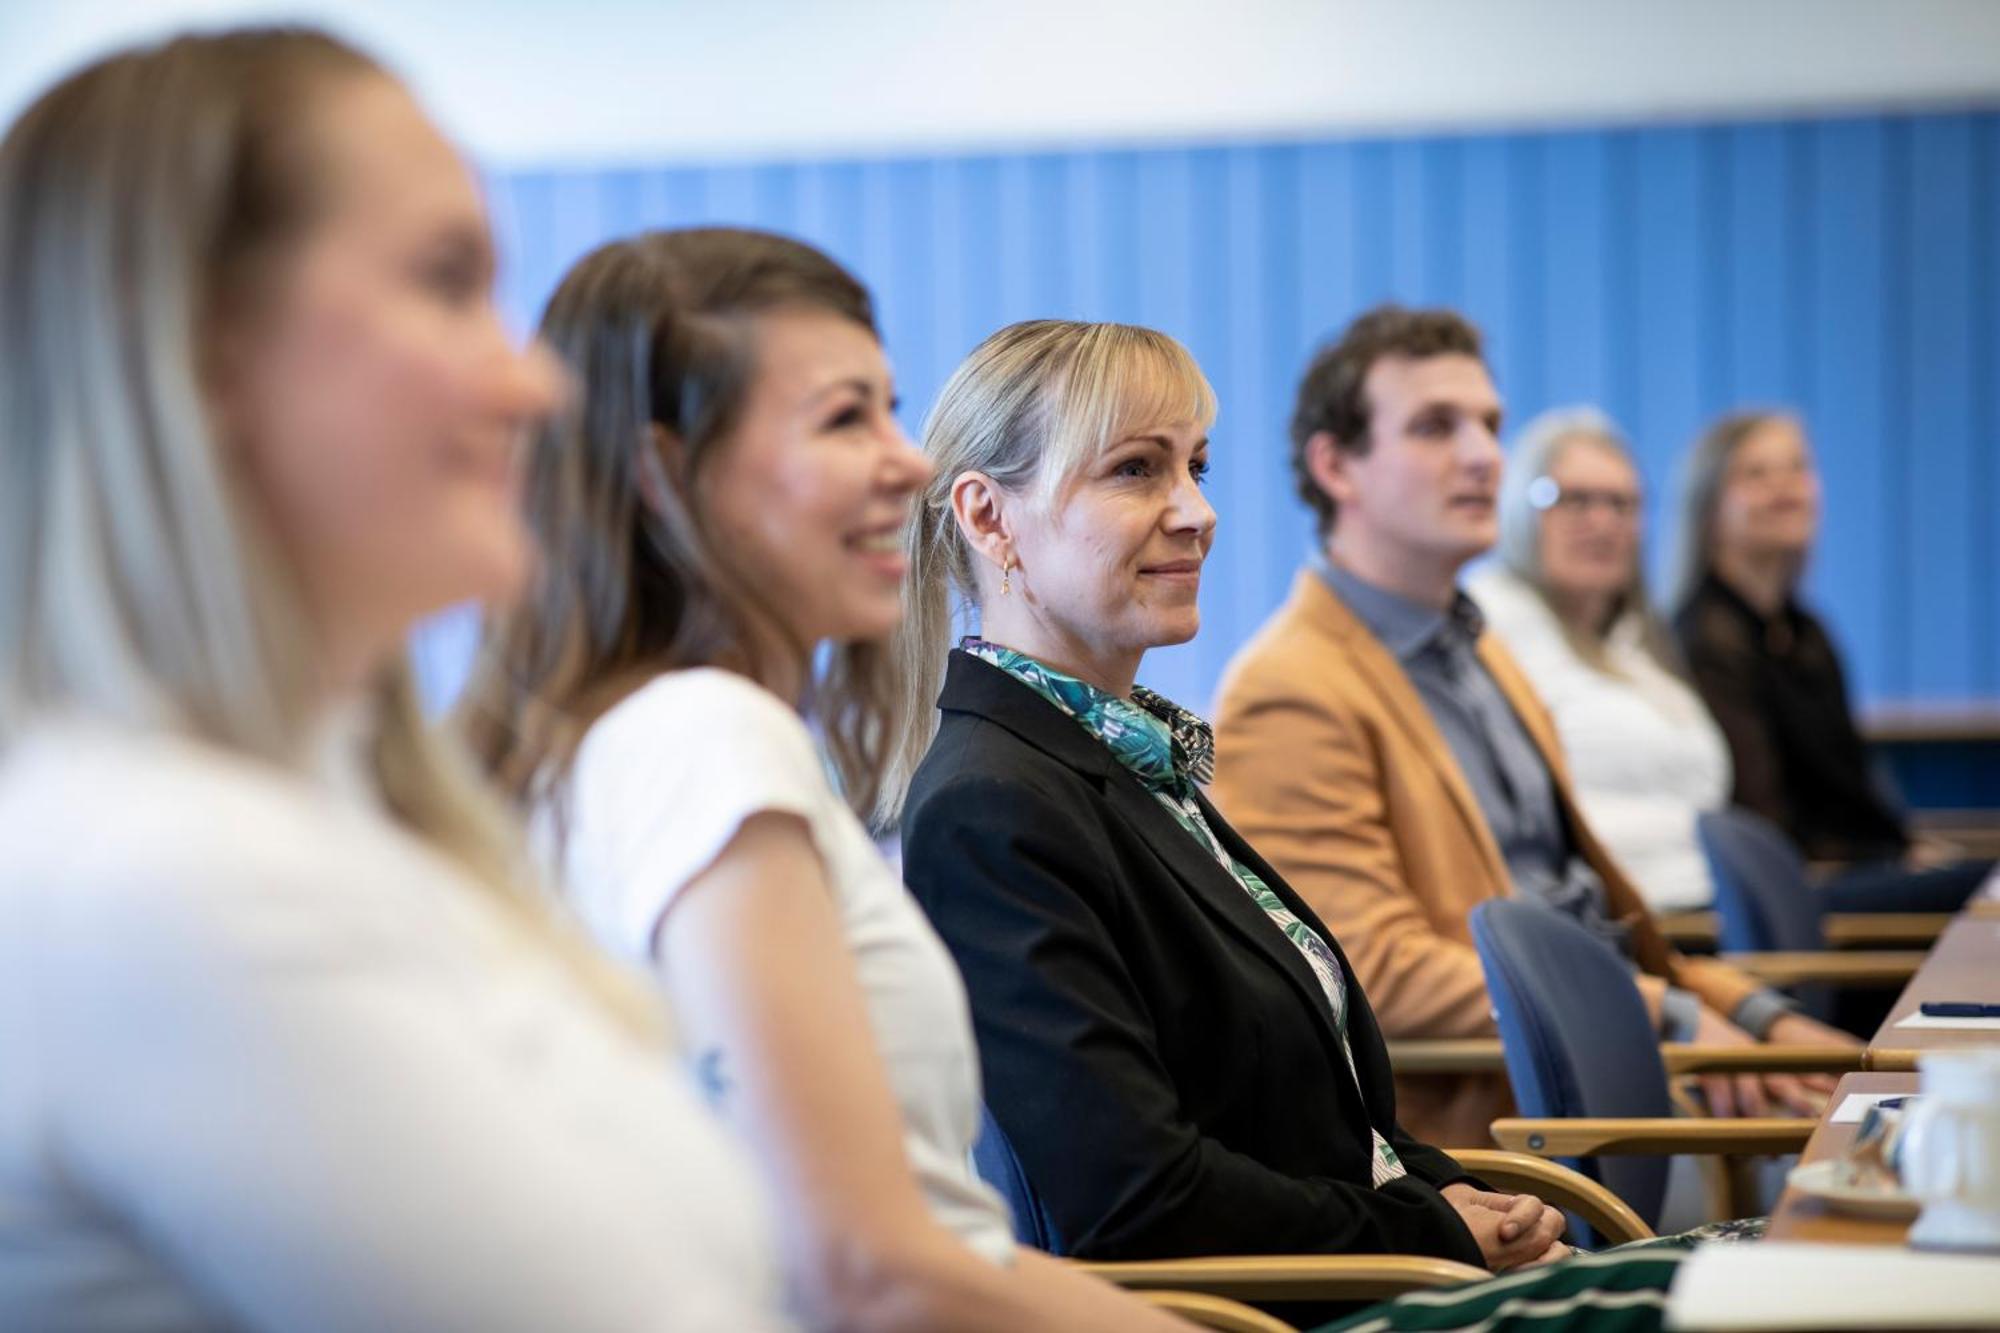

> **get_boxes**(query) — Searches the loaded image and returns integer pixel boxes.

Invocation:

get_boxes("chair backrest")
[1696,807,1826,954]
[973,1106,1060,1250]
[1697,807,1837,1022]
[1469,898,1675,1230]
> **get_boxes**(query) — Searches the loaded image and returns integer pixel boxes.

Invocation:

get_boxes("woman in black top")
[876,320,1581,1302]
[1668,410,1987,911]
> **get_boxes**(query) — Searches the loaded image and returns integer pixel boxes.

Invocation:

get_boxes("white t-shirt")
[1472,568,1733,912]
[0,714,788,1333]
[545,669,1015,1266]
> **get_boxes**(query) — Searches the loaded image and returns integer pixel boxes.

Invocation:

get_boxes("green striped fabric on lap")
[1313,1248,1688,1333]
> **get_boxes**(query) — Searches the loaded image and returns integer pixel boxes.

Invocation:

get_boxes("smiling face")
[1321,353,1504,589]
[699,306,931,649]
[1536,437,1644,607]
[213,74,561,683]
[1714,416,1820,563]
[1009,419,1217,669]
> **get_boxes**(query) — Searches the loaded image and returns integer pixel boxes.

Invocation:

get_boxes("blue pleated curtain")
[414,110,2000,718]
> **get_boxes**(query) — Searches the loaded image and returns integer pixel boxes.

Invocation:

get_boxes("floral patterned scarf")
[959,639,1407,1186]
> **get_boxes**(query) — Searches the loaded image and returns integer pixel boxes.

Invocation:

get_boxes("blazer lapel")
[936,651,1122,784]
[940,651,1357,1074]
[1199,789,1401,1124]
[1291,573,1513,886]
[1101,775,1358,1072]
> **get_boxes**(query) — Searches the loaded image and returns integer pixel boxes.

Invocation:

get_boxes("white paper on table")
[1666,1243,2000,1329]
[1830,1091,1919,1122]
[1894,1012,2000,1031]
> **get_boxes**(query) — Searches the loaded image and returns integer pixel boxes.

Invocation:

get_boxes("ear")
[199,304,263,456]
[1304,430,1362,512]
[632,422,680,516]
[949,470,1013,572]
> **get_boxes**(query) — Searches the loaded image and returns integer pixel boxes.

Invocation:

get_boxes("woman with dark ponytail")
[462,230,1194,1333]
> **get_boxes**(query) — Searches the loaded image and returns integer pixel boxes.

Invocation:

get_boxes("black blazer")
[902,651,1484,1266]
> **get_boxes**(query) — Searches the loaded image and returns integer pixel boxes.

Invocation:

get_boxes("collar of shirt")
[1313,557,1486,663]
[958,638,1214,791]
[1697,571,1810,657]
[1700,570,1806,631]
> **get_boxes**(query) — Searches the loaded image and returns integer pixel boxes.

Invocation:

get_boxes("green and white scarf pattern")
[962,640,1405,1187]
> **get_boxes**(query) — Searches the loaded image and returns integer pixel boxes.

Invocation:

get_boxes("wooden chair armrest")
[1864,1047,1919,1073]
[1718,950,1926,986]
[1657,911,1720,949]
[1489,1117,1814,1157]
[1071,1254,1487,1302]
[1385,1038,1509,1073]
[1134,1290,1299,1332]
[1659,1045,1866,1076]
[1444,1149,1654,1245]
[1822,912,1952,946]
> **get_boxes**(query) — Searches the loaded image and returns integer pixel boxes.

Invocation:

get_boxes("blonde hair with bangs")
[0,29,656,1034]
[875,319,1214,826]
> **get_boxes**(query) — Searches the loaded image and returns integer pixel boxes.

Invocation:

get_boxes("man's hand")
[1907,834,1965,869]
[1682,1006,1854,1117]
[1440,1182,1567,1271]
[1684,1004,1771,1117]
[1760,1010,1860,1111]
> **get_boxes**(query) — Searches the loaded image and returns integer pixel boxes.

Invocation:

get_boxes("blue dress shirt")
[1316,560,1790,1040]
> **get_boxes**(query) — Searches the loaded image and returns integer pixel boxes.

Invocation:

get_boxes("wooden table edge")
[1764,1071,1920,1246]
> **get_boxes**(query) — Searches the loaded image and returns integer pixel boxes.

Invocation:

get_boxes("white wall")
[4,0,2000,167]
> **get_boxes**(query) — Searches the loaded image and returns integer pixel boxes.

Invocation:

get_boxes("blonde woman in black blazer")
[903,648,1491,1266]
[878,321,1571,1286]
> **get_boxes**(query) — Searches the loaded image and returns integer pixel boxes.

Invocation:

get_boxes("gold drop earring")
[1001,557,1014,597]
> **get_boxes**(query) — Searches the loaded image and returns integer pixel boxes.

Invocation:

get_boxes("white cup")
[1903,1048,2000,1252]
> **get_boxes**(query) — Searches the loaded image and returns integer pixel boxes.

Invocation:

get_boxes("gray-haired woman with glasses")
[1469,407,1729,913]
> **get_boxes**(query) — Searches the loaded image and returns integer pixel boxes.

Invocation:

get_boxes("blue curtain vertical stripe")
[466,107,2000,717]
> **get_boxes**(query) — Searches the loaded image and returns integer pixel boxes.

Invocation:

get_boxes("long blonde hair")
[875,320,1216,827]
[0,29,653,1031]
[459,228,896,822]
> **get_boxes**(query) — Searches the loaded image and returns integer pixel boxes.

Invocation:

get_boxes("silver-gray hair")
[1495,405,1630,584]
[1496,404,1680,676]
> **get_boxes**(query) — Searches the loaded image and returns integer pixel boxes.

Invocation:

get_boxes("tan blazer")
[1210,570,1763,1148]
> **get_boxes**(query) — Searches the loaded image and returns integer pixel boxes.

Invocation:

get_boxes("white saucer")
[1786,1158,1920,1220]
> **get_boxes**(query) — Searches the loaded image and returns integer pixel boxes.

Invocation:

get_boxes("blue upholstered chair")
[1470,898,1681,1231]
[1469,898,1842,1240]
[1694,809,1928,1015]
[1696,808,1824,955]
[1697,808,1837,1020]
[1658,806,1952,954]
[974,1108,1059,1249]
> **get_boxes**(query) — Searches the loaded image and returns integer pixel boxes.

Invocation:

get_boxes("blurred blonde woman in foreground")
[0,30,785,1331]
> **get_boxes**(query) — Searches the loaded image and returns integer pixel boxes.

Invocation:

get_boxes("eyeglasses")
[1526,476,1640,519]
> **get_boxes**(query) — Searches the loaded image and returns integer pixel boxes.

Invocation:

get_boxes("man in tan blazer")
[1210,305,1854,1148]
